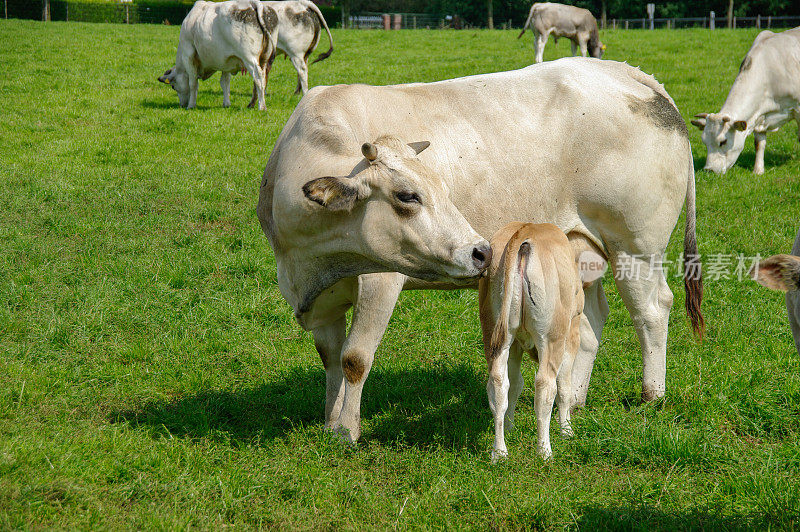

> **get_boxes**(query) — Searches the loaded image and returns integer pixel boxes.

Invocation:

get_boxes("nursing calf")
[480,223,593,461]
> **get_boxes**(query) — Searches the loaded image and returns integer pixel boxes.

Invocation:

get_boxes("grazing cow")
[518,2,605,64]
[257,58,704,443]
[479,222,592,461]
[751,226,800,355]
[691,27,800,175]
[262,0,333,96]
[158,0,278,110]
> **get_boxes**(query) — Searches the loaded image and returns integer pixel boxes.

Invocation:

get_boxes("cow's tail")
[303,0,333,64]
[518,4,536,38]
[251,0,268,36]
[489,228,530,361]
[683,153,705,339]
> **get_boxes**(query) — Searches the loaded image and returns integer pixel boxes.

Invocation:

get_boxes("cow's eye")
[395,191,421,204]
[719,139,727,147]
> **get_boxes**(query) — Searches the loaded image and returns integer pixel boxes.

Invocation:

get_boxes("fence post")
[733,16,736,28]
[4,0,7,19]
[392,13,401,30]
[126,4,130,24]
[612,19,616,29]
[756,14,760,28]
[625,20,628,29]
[42,0,50,21]
[710,11,715,30]
[65,2,68,21]
[767,15,771,28]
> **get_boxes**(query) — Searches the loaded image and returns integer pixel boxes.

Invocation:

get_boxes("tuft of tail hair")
[683,160,705,339]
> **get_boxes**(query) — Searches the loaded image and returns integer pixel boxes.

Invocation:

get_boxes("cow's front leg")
[220,72,231,108]
[187,76,199,109]
[754,131,767,175]
[613,252,673,402]
[313,316,347,427]
[571,279,609,407]
[331,273,404,443]
[570,40,578,56]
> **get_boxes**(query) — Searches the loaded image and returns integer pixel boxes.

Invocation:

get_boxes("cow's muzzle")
[472,243,492,271]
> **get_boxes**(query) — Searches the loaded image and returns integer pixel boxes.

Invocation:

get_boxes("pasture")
[2,19,800,529]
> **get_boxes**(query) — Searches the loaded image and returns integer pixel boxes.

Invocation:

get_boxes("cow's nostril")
[472,244,492,270]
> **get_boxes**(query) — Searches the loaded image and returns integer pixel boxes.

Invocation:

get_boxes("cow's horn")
[362,143,378,162]
[722,115,731,123]
[407,141,430,155]
[694,113,708,119]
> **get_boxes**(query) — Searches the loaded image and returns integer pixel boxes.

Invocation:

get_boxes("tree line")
[329,0,800,27]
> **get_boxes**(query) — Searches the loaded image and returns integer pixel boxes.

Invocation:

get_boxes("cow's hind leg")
[290,54,310,95]
[572,279,609,407]
[754,131,767,175]
[313,316,347,427]
[533,30,548,63]
[613,252,674,402]
[331,273,404,444]
[220,72,231,108]
[245,63,267,111]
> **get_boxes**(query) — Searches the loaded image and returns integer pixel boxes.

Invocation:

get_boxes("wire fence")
[4,1,800,31]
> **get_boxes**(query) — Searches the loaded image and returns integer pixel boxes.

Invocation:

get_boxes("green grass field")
[2,20,800,529]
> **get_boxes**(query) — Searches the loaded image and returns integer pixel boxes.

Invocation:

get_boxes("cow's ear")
[691,114,707,130]
[407,141,430,155]
[302,176,368,212]
[751,254,800,292]
[733,120,747,131]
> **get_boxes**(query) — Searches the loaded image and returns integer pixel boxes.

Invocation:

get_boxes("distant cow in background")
[751,226,800,356]
[261,0,333,96]
[158,0,278,110]
[518,2,605,63]
[692,27,800,175]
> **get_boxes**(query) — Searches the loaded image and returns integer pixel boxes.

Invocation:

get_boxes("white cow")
[262,0,333,96]
[257,58,704,443]
[518,2,605,64]
[692,27,800,175]
[751,226,800,355]
[158,0,278,110]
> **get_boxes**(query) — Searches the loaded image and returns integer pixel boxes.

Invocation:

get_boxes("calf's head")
[691,113,748,174]
[300,136,491,284]
[158,67,190,108]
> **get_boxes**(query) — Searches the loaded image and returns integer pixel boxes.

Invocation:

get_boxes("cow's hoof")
[537,447,553,460]
[491,449,508,464]
[641,387,665,403]
[327,425,359,446]
[560,425,574,438]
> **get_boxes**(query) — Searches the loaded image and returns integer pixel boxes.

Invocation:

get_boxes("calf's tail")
[683,155,705,338]
[489,228,531,360]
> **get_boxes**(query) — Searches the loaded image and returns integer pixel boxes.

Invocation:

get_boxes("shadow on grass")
[577,505,798,530]
[110,362,489,450]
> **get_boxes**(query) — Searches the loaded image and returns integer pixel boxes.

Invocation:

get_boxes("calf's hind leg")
[534,338,561,459]
[504,342,524,432]
[487,341,512,462]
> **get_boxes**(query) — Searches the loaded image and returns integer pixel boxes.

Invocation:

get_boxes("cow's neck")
[721,67,783,131]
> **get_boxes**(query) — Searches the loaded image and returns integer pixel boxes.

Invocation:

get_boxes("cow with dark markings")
[158,0,278,110]
[257,58,704,444]
[519,2,605,63]
[260,0,333,96]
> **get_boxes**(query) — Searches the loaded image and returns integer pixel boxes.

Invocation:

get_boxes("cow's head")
[299,136,491,286]
[691,113,748,174]
[591,41,606,59]
[751,254,800,292]
[158,67,190,108]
